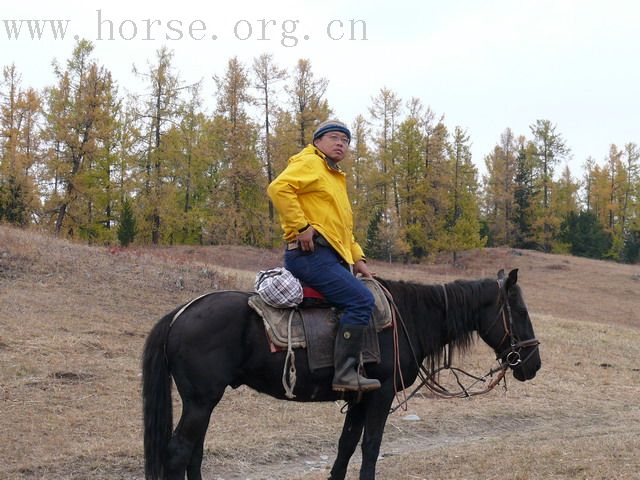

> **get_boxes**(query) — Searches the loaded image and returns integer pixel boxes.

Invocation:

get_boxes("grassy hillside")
[1,225,638,479]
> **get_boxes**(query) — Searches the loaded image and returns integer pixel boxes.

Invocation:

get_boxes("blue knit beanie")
[312,120,351,143]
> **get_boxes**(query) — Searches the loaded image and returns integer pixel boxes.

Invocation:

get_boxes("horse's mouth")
[514,369,532,381]
[513,359,541,382]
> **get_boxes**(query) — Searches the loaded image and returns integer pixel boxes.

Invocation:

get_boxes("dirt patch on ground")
[1,225,638,479]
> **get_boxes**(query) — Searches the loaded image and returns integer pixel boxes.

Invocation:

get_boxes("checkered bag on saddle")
[254,267,304,308]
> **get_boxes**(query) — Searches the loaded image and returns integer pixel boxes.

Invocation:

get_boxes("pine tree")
[559,211,611,259]
[622,229,640,263]
[551,165,579,252]
[513,140,538,249]
[0,175,29,225]
[365,208,384,259]
[117,197,137,246]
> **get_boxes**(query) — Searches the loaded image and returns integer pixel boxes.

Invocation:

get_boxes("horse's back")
[165,290,262,391]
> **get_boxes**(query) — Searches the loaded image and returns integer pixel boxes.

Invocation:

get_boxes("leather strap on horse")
[373,280,409,410]
[282,309,297,399]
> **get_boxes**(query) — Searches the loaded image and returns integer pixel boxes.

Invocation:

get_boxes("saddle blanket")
[248,277,392,370]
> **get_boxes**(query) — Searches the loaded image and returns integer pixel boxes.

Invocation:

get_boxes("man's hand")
[297,226,316,251]
[353,259,373,278]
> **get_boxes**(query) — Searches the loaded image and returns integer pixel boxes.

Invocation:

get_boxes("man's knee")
[356,285,375,312]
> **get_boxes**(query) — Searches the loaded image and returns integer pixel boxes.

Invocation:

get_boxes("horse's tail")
[142,311,174,480]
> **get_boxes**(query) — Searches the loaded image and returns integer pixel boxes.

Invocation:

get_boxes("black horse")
[142,269,541,479]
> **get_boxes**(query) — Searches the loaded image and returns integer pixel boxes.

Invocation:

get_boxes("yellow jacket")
[267,145,365,264]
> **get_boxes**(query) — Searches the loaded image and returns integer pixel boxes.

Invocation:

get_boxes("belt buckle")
[286,241,299,250]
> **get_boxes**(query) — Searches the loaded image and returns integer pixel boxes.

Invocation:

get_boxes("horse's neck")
[387,278,495,358]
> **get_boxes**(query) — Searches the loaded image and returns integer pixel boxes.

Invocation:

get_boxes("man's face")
[314,132,350,162]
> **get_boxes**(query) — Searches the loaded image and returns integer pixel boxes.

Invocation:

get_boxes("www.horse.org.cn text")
[1,10,369,47]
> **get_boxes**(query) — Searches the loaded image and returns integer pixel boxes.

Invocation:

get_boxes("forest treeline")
[1,41,638,263]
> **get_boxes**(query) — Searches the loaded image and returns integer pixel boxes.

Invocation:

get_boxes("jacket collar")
[312,145,342,172]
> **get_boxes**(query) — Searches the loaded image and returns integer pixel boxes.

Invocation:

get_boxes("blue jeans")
[284,244,374,326]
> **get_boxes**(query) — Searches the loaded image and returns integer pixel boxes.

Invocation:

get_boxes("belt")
[286,235,331,250]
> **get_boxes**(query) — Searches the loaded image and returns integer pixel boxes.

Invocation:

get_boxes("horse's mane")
[376,276,497,370]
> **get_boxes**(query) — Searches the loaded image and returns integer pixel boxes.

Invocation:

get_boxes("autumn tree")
[0,64,41,225]
[587,162,611,226]
[422,118,451,257]
[483,128,518,246]
[211,57,265,246]
[621,142,640,263]
[550,165,579,252]
[252,53,287,243]
[395,105,426,259]
[369,87,402,216]
[132,46,187,244]
[581,156,597,213]
[529,119,569,251]
[346,114,375,244]
[161,84,214,244]
[444,126,485,262]
[620,143,639,234]
[287,59,330,147]
[582,144,640,261]
[110,99,143,241]
[41,40,119,241]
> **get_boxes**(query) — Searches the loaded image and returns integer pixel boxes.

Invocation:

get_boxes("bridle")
[385,278,540,413]
[488,279,540,368]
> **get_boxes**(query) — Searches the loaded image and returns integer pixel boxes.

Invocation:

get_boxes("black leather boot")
[332,324,381,392]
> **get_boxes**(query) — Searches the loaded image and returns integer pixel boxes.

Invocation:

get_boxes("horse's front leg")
[329,401,366,480]
[358,385,395,480]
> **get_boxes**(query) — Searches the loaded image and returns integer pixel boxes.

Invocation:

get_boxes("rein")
[380,280,538,414]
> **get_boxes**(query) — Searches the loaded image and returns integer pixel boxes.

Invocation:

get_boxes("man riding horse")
[267,119,380,392]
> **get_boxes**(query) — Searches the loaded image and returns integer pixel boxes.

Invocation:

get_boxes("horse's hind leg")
[186,428,206,480]
[329,402,366,480]
[165,396,219,480]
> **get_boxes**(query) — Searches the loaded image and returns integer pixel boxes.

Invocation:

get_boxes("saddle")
[248,277,393,371]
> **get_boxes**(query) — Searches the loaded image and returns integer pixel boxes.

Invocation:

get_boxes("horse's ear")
[497,269,505,280]
[506,268,519,288]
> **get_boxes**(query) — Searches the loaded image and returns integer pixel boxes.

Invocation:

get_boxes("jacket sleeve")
[267,159,317,238]
[350,237,366,263]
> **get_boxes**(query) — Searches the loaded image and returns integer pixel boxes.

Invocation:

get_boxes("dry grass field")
[1,224,639,479]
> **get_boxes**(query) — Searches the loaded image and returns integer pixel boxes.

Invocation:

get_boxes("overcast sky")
[2,0,639,178]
